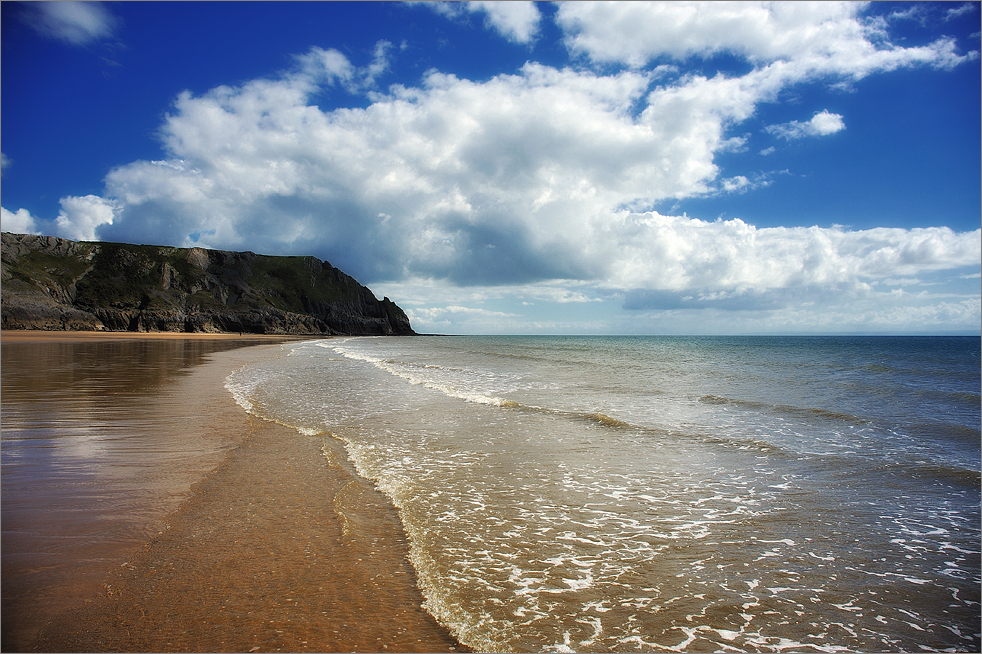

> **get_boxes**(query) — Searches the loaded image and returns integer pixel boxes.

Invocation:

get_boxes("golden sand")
[1,331,463,652]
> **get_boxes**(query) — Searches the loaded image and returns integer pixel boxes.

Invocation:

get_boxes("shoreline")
[0,329,326,343]
[2,332,464,652]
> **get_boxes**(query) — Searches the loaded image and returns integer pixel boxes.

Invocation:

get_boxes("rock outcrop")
[1,233,414,335]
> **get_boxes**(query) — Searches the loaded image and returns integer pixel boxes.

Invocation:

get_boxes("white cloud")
[293,43,396,95]
[26,1,119,45]
[410,305,520,321]
[765,109,845,140]
[376,279,604,310]
[876,277,925,287]
[1,207,41,235]
[54,195,116,242]
[559,1,863,66]
[556,1,974,75]
[81,39,977,298]
[425,1,541,43]
[366,40,394,84]
[803,110,846,135]
[295,46,355,84]
[467,1,541,43]
[604,214,981,295]
[24,2,977,333]
[379,262,981,335]
[945,3,977,22]
[98,58,683,275]
[888,5,930,24]
[613,294,981,335]
[720,176,751,193]
[406,304,523,334]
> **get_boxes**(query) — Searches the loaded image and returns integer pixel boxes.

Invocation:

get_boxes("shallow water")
[227,335,981,652]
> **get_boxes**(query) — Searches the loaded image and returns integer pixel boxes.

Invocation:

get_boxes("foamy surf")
[223,335,980,652]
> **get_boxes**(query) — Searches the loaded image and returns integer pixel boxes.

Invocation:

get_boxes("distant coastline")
[1,232,414,336]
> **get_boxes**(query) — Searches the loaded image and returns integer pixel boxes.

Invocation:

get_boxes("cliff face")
[0,232,414,335]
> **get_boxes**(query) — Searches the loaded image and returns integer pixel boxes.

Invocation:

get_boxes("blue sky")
[2,1,979,334]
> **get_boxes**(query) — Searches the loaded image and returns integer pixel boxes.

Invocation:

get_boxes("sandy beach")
[1,330,463,653]
[0,329,321,343]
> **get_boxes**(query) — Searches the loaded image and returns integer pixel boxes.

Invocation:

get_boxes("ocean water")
[225,335,981,653]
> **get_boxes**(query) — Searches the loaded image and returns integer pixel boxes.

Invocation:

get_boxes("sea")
[224,335,981,653]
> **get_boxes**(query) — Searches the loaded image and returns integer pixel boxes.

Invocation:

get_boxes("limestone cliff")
[1,232,414,335]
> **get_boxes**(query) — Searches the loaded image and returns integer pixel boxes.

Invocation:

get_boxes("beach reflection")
[0,337,284,651]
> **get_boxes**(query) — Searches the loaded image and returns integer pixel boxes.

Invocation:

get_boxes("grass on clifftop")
[69,244,366,315]
[5,246,99,295]
[4,236,407,328]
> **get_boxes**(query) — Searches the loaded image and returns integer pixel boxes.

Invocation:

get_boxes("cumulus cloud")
[425,1,541,43]
[23,2,978,333]
[468,1,541,43]
[765,110,845,140]
[559,1,864,66]
[1,207,41,235]
[556,1,974,74]
[293,41,394,94]
[81,27,976,293]
[24,1,119,45]
[99,58,678,280]
[380,213,981,332]
[604,214,981,299]
[54,195,116,241]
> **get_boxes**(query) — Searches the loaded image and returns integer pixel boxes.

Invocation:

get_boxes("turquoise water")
[226,336,981,652]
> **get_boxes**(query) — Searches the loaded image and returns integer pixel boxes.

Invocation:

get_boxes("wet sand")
[1,331,463,653]
[0,329,318,343]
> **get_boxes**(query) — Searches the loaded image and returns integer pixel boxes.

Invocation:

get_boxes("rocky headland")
[1,232,414,335]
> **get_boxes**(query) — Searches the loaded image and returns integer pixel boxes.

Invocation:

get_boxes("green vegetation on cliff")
[1,233,414,335]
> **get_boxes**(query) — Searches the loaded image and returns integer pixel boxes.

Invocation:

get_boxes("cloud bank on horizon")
[3,1,980,334]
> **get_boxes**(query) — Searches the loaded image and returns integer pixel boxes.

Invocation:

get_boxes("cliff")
[0,232,414,336]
